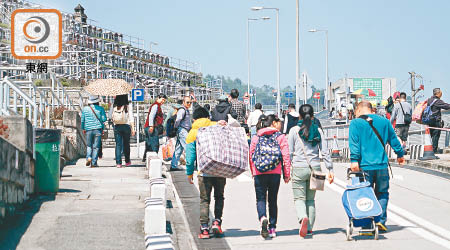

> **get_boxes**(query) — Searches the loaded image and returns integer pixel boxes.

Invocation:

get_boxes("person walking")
[425,88,450,153]
[229,89,246,124]
[81,95,107,168]
[170,96,192,171]
[283,103,299,135]
[211,95,236,122]
[185,107,228,239]
[288,104,334,238]
[111,94,135,168]
[250,114,291,238]
[349,101,405,233]
[390,92,412,148]
[247,103,263,137]
[143,94,167,162]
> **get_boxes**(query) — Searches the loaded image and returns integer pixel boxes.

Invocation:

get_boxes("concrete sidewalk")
[0,147,148,250]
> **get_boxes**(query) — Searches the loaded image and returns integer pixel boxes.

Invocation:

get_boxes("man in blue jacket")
[349,101,405,233]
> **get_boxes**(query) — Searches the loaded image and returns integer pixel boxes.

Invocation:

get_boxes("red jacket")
[144,102,163,128]
[249,127,291,177]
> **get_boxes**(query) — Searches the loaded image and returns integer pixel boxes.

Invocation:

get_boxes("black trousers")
[429,121,443,153]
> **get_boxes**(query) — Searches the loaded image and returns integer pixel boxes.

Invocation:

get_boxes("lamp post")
[296,0,300,110]
[247,17,270,111]
[309,29,328,110]
[149,41,158,53]
[252,6,280,117]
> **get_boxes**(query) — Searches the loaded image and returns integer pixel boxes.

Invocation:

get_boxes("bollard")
[419,126,438,160]
[145,234,174,250]
[150,177,166,205]
[146,152,158,169]
[144,198,166,235]
[149,159,162,179]
[331,136,341,158]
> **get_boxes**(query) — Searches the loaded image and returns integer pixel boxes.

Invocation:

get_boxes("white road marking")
[236,173,253,183]
[328,178,450,249]
[392,174,404,181]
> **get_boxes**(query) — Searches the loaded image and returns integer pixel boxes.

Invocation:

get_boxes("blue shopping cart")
[342,171,382,240]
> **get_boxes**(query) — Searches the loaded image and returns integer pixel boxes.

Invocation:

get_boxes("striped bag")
[196,125,249,178]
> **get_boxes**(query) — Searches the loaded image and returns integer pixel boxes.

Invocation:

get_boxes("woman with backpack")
[249,114,291,239]
[112,94,135,168]
[288,104,334,238]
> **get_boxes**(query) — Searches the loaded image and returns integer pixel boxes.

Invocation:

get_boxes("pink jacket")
[249,127,291,177]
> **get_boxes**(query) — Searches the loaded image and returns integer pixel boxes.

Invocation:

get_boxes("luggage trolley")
[342,171,382,240]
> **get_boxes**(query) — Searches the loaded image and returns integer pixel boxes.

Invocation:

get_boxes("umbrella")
[84,79,133,96]
[352,88,377,97]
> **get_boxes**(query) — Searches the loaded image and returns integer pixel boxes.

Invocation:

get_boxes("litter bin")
[35,128,61,193]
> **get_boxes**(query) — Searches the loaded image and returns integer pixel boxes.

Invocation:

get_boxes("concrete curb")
[144,151,175,250]
[145,234,174,250]
[165,166,199,250]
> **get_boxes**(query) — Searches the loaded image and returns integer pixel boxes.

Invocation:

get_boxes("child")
[249,114,291,238]
[185,107,225,239]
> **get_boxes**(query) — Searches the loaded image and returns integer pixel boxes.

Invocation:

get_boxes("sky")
[40,0,450,101]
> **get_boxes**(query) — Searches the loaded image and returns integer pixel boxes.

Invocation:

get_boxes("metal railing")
[321,121,450,151]
[0,71,81,128]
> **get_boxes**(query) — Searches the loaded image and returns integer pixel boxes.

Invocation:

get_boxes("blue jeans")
[250,126,257,138]
[254,174,281,229]
[171,128,188,169]
[144,127,160,153]
[86,129,102,166]
[114,124,131,165]
[363,168,390,225]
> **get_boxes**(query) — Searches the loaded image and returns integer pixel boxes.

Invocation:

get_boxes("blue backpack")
[421,99,437,125]
[252,132,282,172]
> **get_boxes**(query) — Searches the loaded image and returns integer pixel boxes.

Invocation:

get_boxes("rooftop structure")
[0,0,215,102]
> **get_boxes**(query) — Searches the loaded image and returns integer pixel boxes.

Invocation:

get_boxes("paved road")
[180,162,450,250]
[0,147,148,250]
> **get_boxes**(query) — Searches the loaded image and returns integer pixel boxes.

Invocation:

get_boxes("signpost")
[132,89,144,158]
[313,92,321,111]
[285,92,294,106]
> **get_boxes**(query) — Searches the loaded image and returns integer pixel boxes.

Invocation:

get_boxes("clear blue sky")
[41,0,450,101]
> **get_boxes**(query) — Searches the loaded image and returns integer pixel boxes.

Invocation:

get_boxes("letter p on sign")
[132,89,145,102]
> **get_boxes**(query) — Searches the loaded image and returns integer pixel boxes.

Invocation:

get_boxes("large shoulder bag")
[88,105,107,139]
[294,126,326,191]
[399,102,412,125]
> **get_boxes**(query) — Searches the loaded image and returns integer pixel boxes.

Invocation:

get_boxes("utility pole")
[295,0,300,110]
[302,72,308,104]
[409,71,424,111]
[409,71,416,110]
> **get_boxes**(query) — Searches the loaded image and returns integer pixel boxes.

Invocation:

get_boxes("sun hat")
[88,95,101,104]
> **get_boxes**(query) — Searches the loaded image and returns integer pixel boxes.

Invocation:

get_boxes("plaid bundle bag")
[196,125,249,178]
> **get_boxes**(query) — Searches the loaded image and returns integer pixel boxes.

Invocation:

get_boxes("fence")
[322,121,450,151]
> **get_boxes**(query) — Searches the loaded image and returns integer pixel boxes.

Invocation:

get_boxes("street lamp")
[247,17,270,110]
[308,28,329,110]
[149,41,158,53]
[252,6,281,117]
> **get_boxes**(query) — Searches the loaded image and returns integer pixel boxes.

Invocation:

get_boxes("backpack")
[252,132,282,173]
[112,106,128,124]
[165,114,178,138]
[421,99,438,125]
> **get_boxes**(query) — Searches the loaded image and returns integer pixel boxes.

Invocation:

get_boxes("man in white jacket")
[247,103,263,137]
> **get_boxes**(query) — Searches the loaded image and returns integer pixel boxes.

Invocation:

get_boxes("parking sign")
[132,89,144,102]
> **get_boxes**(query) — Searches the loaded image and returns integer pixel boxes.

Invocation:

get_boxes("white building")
[329,77,396,109]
